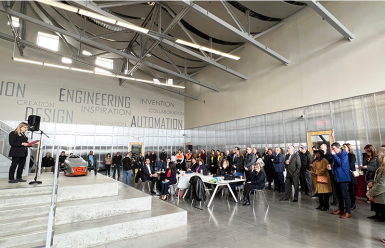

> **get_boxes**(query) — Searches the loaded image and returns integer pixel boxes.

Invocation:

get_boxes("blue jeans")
[113,164,121,177]
[123,170,132,186]
[161,161,167,170]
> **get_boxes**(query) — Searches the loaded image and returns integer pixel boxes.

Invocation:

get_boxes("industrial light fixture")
[199,47,223,55]
[44,63,70,69]
[115,21,149,34]
[116,75,135,80]
[95,71,116,77]
[82,50,92,56]
[78,9,117,25]
[175,39,241,60]
[71,67,94,73]
[35,0,240,60]
[61,57,72,64]
[35,0,78,13]
[11,57,185,88]
[175,39,201,49]
[12,57,43,65]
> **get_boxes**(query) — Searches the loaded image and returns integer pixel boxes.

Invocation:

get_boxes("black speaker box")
[28,115,41,132]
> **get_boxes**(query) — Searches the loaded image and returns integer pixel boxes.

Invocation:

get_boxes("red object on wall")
[355,175,366,197]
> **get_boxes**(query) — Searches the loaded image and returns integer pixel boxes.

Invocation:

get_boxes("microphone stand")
[29,129,49,185]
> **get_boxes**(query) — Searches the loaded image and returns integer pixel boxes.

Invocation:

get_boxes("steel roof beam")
[0,6,218,92]
[305,0,353,41]
[181,0,289,65]
[0,31,198,100]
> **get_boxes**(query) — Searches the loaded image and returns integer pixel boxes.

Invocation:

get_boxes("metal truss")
[305,0,353,41]
[182,0,290,65]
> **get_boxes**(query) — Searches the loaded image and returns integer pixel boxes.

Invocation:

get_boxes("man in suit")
[193,150,199,160]
[321,143,338,205]
[142,158,158,195]
[265,148,275,189]
[244,147,257,181]
[230,147,237,172]
[280,145,301,202]
[273,147,285,193]
[150,150,157,171]
[330,142,352,219]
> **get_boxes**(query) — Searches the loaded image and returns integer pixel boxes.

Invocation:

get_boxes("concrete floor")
[100,170,385,248]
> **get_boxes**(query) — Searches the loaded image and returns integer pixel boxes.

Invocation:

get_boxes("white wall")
[0,40,185,129]
[185,1,385,129]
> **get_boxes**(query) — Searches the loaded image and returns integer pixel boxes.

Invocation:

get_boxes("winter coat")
[299,151,312,171]
[311,158,332,194]
[188,176,206,201]
[234,156,244,173]
[331,150,351,182]
[369,168,385,205]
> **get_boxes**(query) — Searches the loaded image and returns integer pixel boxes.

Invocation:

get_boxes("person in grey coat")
[280,145,302,202]
[367,147,385,223]
[244,146,256,181]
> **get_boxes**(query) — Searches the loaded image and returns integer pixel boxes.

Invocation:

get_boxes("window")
[95,57,113,74]
[37,32,59,51]
[7,16,19,27]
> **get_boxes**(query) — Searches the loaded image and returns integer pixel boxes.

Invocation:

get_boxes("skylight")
[95,57,113,74]
[37,32,59,51]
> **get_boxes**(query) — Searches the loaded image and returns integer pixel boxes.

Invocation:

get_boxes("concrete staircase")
[0,173,187,248]
[0,154,11,179]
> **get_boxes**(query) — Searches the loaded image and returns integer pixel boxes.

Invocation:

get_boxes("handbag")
[351,170,359,178]
[224,174,235,180]
[317,175,328,184]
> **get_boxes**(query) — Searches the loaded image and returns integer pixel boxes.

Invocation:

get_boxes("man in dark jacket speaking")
[329,142,352,219]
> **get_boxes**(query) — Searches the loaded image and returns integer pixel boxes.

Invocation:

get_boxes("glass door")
[307,130,334,155]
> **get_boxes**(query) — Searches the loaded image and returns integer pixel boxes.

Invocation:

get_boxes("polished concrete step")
[0,202,51,221]
[0,214,48,235]
[90,225,188,248]
[0,165,10,173]
[55,184,151,225]
[0,185,52,197]
[57,173,118,202]
[0,227,46,248]
[0,193,52,208]
[11,240,45,248]
[53,199,187,248]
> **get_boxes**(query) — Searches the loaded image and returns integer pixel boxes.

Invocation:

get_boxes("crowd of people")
[35,143,385,215]
[109,143,384,219]
[8,122,385,226]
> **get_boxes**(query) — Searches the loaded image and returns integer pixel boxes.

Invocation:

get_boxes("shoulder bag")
[317,175,328,184]
[224,174,235,180]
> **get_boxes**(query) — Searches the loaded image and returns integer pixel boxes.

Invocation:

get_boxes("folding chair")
[176,176,190,199]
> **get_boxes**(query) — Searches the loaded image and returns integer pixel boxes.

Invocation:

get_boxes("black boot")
[243,196,250,206]
[321,205,329,211]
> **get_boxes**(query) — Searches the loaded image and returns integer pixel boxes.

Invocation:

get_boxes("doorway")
[307,130,334,155]
[130,142,144,159]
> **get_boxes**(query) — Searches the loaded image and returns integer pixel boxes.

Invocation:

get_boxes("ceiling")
[0,1,307,98]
